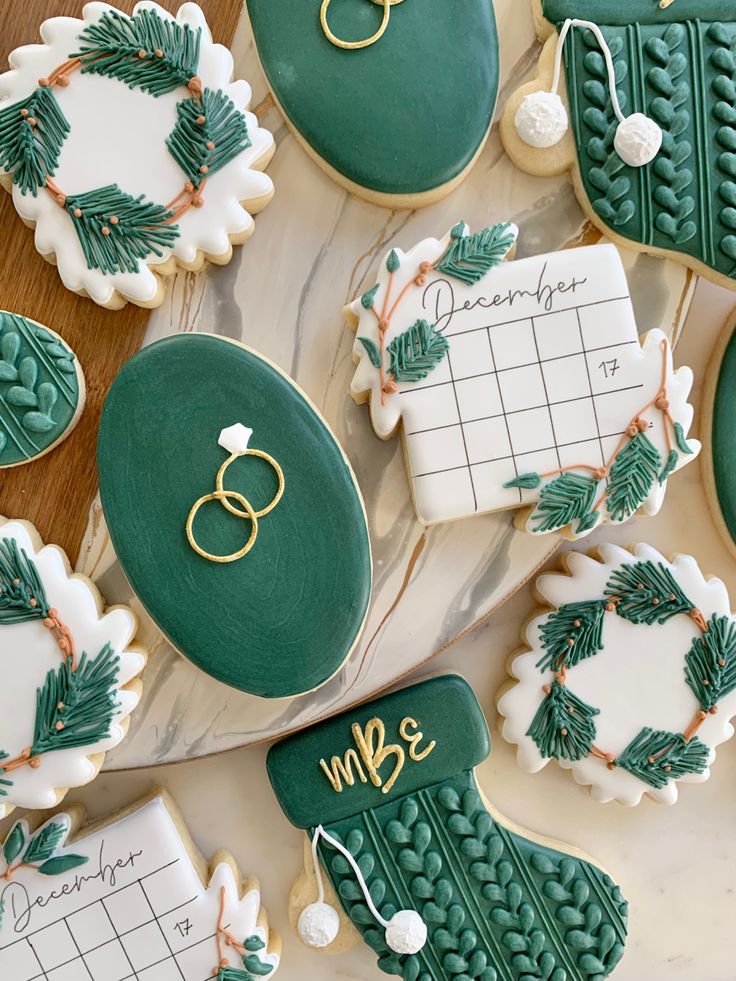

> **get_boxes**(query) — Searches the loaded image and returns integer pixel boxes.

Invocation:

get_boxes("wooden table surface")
[0,0,241,564]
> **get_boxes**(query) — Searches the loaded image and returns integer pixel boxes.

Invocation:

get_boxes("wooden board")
[0,0,242,565]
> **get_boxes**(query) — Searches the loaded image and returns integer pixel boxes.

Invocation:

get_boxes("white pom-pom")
[614,113,663,167]
[298,902,340,948]
[514,91,569,149]
[384,909,428,955]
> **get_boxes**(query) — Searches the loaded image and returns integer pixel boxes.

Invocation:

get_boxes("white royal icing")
[0,794,280,980]
[0,2,274,307]
[350,229,699,533]
[498,543,736,807]
[0,519,145,818]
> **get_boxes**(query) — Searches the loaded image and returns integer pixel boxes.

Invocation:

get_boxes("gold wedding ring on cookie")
[320,0,404,50]
[185,424,285,564]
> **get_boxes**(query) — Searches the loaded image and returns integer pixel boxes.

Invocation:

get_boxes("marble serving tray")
[83,1,695,770]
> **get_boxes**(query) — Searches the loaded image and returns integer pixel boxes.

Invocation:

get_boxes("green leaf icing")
[244,935,266,952]
[0,87,70,195]
[386,320,449,383]
[361,283,380,309]
[503,472,541,490]
[674,420,694,455]
[537,601,606,671]
[616,728,710,789]
[358,337,382,369]
[435,222,515,285]
[685,614,736,712]
[72,8,202,96]
[449,220,465,239]
[64,185,179,276]
[167,88,251,189]
[659,448,679,484]
[530,473,598,534]
[3,823,25,864]
[605,559,693,625]
[606,431,661,523]
[22,819,67,864]
[0,752,11,799]
[0,537,50,624]
[31,643,120,756]
[38,854,89,876]
[242,953,273,976]
[319,770,628,981]
[386,249,400,273]
[527,681,600,761]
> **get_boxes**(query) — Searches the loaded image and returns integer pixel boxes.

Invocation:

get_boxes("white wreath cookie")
[0,789,281,980]
[0,2,275,309]
[498,543,736,806]
[347,224,700,536]
[0,517,146,819]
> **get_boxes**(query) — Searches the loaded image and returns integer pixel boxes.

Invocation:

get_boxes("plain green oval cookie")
[98,334,372,699]
[704,313,736,555]
[245,0,499,205]
[0,311,84,469]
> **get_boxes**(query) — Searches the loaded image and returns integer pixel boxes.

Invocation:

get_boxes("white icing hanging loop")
[514,18,663,168]
[299,825,427,955]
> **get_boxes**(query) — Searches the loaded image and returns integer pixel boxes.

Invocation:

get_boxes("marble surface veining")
[81,1,696,770]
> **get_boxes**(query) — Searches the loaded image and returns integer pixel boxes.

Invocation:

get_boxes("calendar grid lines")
[138,876,187,981]
[101,895,139,979]
[402,284,644,522]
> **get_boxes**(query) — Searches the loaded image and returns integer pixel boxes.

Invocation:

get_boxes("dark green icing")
[268,676,488,828]
[0,312,80,467]
[546,8,736,283]
[268,676,629,980]
[245,0,498,196]
[97,334,372,699]
[542,1,734,25]
[711,323,736,542]
[318,772,627,981]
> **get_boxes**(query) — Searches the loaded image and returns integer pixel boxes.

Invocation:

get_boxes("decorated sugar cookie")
[0,311,84,468]
[502,0,736,290]
[0,2,274,309]
[0,517,146,820]
[98,333,372,699]
[498,543,736,806]
[0,789,281,980]
[348,223,699,536]
[245,0,498,208]
[702,308,736,560]
[268,676,629,980]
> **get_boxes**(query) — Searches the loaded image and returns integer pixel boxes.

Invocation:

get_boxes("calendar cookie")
[0,2,274,309]
[268,675,629,981]
[0,311,85,469]
[702,308,736,560]
[502,0,736,291]
[245,0,498,208]
[98,333,372,698]
[0,517,146,820]
[0,788,281,981]
[347,223,699,537]
[498,543,736,806]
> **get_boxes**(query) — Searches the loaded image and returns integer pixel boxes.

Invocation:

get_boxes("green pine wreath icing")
[541,1,736,283]
[0,6,251,276]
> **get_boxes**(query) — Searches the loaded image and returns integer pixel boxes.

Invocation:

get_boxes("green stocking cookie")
[268,675,629,980]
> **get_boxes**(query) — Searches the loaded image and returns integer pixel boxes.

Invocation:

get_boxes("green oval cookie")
[98,334,372,699]
[710,322,736,546]
[246,0,499,200]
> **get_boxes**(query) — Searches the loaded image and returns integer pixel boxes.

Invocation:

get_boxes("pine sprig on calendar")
[505,337,696,534]
[357,220,516,404]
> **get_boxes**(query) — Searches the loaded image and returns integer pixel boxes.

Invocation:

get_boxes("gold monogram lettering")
[319,749,368,792]
[399,717,437,762]
[319,713,437,796]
